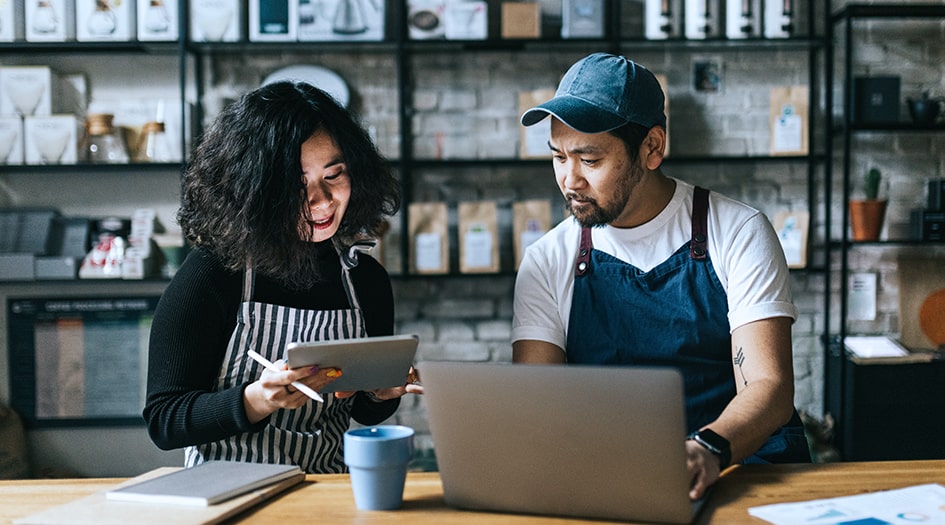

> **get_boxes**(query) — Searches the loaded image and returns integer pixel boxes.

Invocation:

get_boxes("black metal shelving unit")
[824,3,945,460]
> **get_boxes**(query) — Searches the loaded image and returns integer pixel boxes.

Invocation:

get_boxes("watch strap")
[688,428,731,469]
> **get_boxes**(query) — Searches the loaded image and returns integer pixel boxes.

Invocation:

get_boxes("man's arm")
[687,315,795,499]
[512,340,566,364]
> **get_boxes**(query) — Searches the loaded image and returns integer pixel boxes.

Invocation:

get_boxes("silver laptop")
[421,361,703,524]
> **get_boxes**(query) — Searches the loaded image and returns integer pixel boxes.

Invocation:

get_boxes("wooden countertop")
[2,460,944,524]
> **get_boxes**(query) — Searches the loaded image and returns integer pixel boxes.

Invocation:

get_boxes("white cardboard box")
[0,117,25,165]
[444,1,487,40]
[725,0,761,39]
[297,0,383,42]
[406,0,444,40]
[561,0,603,38]
[76,0,135,41]
[0,66,52,117]
[24,114,78,165]
[0,0,24,41]
[684,0,719,39]
[25,0,75,41]
[137,0,178,40]
[190,0,242,41]
[249,0,296,41]
[763,0,792,38]
[644,0,680,40]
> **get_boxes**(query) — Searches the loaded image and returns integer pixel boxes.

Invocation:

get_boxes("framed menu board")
[7,296,159,427]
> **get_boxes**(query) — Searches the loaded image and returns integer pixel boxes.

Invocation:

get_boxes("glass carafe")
[134,121,172,162]
[82,113,129,163]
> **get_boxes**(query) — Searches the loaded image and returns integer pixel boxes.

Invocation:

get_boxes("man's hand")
[686,439,721,501]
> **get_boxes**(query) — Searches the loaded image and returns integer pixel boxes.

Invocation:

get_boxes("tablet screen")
[284,334,418,393]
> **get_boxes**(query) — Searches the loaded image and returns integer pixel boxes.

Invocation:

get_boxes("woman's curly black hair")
[177,81,400,289]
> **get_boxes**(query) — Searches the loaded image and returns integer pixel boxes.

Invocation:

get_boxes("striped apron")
[184,260,365,473]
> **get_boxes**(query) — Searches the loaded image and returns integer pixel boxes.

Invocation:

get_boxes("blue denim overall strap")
[565,186,809,464]
[185,257,366,473]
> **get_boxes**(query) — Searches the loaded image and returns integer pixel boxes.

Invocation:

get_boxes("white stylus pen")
[247,349,324,403]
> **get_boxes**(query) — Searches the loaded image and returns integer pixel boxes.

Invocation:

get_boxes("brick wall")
[204,5,945,463]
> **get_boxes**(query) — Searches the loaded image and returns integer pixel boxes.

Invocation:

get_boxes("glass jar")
[134,121,172,162]
[82,113,129,163]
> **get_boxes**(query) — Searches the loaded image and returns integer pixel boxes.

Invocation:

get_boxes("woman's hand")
[243,361,342,423]
[334,366,424,401]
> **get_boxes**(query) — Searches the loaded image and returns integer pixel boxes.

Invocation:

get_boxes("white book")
[105,461,303,506]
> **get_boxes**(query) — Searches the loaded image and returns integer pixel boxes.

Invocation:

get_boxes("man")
[513,53,810,500]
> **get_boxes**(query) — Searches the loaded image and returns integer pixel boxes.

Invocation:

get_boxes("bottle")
[81,113,129,163]
[134,121,172,162]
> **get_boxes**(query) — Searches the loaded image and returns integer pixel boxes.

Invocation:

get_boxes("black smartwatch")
[687,428,731,470]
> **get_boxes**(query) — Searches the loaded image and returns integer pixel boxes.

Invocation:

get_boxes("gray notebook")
[421,361,704,524]
[105,461,303,506]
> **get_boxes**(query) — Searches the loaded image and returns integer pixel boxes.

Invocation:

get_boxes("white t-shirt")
[512,178,798,351]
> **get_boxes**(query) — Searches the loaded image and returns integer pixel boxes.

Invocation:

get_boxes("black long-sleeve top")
[143,243,399,451]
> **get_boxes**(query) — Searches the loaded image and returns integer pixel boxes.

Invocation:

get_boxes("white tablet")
[285,334,419,393]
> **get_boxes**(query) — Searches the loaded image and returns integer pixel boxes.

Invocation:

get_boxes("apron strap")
[690,186,710,260]
[241,268,255,302]
[575,226,593,277]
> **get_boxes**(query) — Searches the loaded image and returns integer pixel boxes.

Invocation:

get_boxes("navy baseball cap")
[521,53,666,133]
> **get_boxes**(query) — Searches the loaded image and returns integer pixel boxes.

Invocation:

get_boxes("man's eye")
[582,158,598,166]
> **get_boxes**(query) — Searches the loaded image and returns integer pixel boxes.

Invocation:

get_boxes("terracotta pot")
[849,199,887,241]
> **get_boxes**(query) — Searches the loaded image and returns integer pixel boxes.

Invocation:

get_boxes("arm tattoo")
[733,348,748,386]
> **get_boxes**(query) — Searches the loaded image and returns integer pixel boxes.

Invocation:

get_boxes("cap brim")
[520,96,628,134]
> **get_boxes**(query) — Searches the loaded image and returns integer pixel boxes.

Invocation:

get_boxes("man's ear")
[641,126,666,170]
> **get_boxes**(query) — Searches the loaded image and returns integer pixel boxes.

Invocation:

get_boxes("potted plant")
[849,167,887,241]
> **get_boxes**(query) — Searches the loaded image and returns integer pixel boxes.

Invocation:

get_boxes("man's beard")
[564,164,639,228]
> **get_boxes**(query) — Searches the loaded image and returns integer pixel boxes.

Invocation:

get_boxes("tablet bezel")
[284,334,419,393]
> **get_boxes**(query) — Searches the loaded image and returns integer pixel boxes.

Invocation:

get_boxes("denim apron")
[184,256,365,473]
[565,187,809,464]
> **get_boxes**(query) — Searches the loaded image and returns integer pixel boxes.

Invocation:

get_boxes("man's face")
[549,118,643,228]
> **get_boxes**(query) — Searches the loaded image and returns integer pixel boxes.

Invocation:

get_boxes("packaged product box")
[561,0,603,38]
[724,0,760,39]
[683,0,718,39]
[518,89,555,159]
[25,0,75,41]
[763,0,792,38]
[513,199,551,270]
[137,0,178,41]
[0,117,25,165]
[501,2,540,39]
[190,0,242,42]
[250,0,296,41]
[770,85,808,156]
[444,0,486,40]
[0,0,24,41]
[24,115,78,165]
[0,254,36,281]
[76,0,135,41]
[0,66,53,117]
[409,202,449,275]
[458,201,499,274]
[297,0,383,42]
[35,256,79,280]
[407,0,444,39]
[644,0,680,40]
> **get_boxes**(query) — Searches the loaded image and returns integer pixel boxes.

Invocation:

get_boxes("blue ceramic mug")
[343,425,415,510]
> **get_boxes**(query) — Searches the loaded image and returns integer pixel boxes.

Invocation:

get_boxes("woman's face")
[300,129,351,243]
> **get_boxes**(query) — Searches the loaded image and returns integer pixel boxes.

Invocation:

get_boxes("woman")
[143,81,418,473]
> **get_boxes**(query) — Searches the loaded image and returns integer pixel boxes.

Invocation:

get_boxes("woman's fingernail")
[326,369,341,378]
[309,366,320,374]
